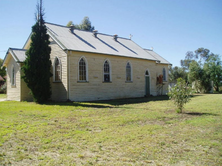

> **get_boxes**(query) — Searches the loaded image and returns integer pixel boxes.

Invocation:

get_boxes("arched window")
[79,57,87,81]
[11,65,15,86]
[104,60,110,82]
[145,69,150,96]
[54,57,61,82]
[163,68,166,81]
[145,70,149,76]
[126,62,132,81]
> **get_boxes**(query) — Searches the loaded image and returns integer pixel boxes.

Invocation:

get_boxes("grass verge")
[0,94,222,165]
[0,94,6,99]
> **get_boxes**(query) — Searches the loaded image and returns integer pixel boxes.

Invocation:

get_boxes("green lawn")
[0,94,222,165]
[0,94,6,99]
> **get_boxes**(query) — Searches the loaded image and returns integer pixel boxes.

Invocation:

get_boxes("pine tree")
[22,0,52,103]
[0,58,6,77]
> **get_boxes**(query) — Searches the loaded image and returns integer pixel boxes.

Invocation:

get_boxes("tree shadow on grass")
[44,101,113,109]
[45,95,170,109]
[184,112,219,116]
[91,95,169,105]
[190,94,203,98]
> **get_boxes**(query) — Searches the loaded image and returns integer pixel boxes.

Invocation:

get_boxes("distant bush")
[219,86,222,93]
[0,83,6,94]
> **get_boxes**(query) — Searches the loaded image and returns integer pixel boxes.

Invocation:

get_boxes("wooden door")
[145,76,150,96]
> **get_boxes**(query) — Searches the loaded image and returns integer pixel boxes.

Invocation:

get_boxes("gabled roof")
[2,48,26,67]
[144,49,171,65]
[45,22,161,62]
[3,22,170,67]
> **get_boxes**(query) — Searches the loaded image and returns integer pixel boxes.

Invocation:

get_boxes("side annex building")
[2,22,171,101]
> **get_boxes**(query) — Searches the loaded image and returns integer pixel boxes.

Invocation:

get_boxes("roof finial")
[130,34,133,40]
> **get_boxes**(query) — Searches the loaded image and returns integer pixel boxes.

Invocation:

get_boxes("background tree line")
[67,16,94,31]
[169,47,222,93]
[0,59,6,77]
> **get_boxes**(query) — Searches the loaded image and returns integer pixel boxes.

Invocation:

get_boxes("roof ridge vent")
[69,24,75,34]
[113,34,118,41]
[93,30,98,38]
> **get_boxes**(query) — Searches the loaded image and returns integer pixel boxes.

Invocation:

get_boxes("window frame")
[11,65,16,86]
[145,69,150,76]
[163,67,167,82]
[126,61,133,82]
[78,56,88,82]
[103,59,112,83]
[53,57,62,82]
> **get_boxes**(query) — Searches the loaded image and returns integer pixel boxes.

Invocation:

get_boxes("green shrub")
[0,83,6,94]
[168,78,194,113]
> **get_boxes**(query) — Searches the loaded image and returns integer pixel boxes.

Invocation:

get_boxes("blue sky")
[0,0,221,67]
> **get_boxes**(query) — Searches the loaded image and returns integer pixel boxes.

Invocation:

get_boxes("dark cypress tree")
[22,0,52,103]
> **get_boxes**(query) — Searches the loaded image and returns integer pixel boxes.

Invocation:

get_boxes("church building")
[2,22,171,101]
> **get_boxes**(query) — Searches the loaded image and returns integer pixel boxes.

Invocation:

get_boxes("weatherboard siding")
[6,55,21,101]
[5,46,169,102]
[154,63,169,95]
[20,78,33,101]
[50,39,68,101]
[20,64,33,101]
[68,51,169,101]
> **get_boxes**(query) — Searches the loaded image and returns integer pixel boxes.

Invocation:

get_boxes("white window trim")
[53,57,62,82]
[11,65,16,86]
[126,61,133,82]
[78,56,88,82]
[103,59,112,82]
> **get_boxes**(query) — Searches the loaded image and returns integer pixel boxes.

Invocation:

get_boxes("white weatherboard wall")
[4,39,169,102]
[20,64,33,101]
[5,47,169,102]
[6,55,21,101]
[50,39,68,101]
[67,51,169,101]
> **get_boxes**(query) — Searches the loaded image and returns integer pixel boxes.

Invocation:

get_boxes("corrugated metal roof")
[9,48,27,62]
[2,48,26,67]
[45,23,160,61]
[3,23,170,66]
[144,49,171,65]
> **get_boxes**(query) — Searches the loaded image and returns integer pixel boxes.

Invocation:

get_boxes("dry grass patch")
[0,94,222,165]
